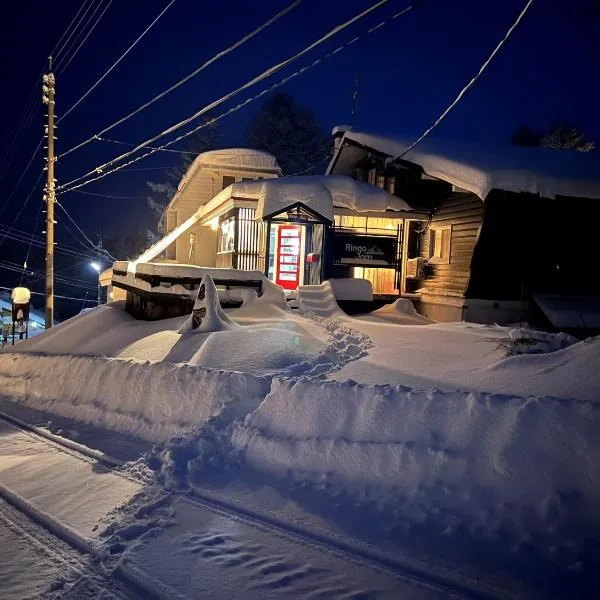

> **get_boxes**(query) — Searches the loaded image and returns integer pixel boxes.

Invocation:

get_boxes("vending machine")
[275,225,302,290]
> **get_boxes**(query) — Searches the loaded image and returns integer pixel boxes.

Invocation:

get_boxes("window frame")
[428,224,452,265]
[221,175,236,190]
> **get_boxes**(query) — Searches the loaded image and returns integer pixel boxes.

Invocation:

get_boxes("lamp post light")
[90,262,102,305]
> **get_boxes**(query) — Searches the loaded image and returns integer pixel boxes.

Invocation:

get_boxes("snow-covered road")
[0,409,468,599]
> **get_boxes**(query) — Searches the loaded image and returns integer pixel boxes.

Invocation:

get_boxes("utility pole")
[42,58,56,329]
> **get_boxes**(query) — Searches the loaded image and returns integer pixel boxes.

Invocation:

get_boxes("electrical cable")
[55,200,117,261]
[96,135,197,155]
[19,204,43,285]
[0,172,44,250]
[60,0,176,121]
[56,0,113,75]
[54,0,103,72]
[57,0,304,159]
[58,2,417,195]
[0,138,43,220]
[52,0,97,63]
[58,0,395,190]
[0,285,97,303]
[389,0,535,162]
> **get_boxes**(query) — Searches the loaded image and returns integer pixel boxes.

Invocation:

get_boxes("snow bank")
[0,353,270,443]
[232,378,600,551]
[179,275,240,334]
[328,278,372,302]
[297,281,345,317]
[339,130,600,201]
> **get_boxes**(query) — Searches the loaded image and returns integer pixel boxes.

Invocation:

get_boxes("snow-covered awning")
[330,130,600,201]
[232,174,413,221]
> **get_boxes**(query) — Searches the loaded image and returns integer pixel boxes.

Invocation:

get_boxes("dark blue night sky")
[1,0,598,275]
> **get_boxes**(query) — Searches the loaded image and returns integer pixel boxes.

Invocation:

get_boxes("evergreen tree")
[511,122,595,152]
[540,123,595,152]
[245,93,331,175]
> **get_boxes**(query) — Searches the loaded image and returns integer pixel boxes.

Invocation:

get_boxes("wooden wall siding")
[418,194,483,297]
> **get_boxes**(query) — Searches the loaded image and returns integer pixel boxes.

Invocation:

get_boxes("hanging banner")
[332,232,397,267]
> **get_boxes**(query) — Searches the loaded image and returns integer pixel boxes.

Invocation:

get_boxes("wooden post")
[42,59,56,329]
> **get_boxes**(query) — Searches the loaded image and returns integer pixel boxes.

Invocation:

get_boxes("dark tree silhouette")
[245,93,331,175]
[512,122,595,152]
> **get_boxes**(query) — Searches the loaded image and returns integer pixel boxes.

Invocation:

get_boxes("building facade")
[162,149,281,266]
[328,129,600,328]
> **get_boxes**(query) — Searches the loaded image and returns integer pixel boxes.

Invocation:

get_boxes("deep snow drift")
[3,288,600,584]
[232,377,600,553]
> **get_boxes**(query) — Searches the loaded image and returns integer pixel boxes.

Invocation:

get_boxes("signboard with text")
[332,232,397,268]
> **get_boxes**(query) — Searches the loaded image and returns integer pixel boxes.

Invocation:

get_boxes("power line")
[70,189,147,200]
[59,0,393,189]
[0,227,101,262]
[114,165,183,173]
[59,0,304,159]
[52,0,97,63]
[0,1,100,177]
[0,172,44,250]
[55,200,117,261]
[58,2,417,195]
[0,138,43,220]
[56,0,113,75]
[60,0,176,121]
[0,261,97,290]
[19,204,43,285]
[389,0,535,162]
[0,286,97,303]
[96,135,197,155]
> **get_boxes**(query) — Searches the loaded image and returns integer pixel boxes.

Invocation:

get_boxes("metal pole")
[42,59,56,329]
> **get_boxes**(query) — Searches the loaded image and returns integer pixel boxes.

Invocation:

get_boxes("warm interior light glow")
[209,217,220,231]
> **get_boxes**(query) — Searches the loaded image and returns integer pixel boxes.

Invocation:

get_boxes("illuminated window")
[217,217,236,252]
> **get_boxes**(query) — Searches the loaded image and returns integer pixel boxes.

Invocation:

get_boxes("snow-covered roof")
[176,148,280,194]
[231,175,413,221]
[331,130,600,201]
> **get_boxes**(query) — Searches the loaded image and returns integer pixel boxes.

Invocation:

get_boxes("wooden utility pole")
[42,59,56,329]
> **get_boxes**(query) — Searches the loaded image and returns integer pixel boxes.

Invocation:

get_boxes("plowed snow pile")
[231,376,600,552]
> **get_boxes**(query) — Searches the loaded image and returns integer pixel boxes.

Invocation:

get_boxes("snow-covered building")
[130,170,418,303]
[162,148,281,266]
[328,129,600,327]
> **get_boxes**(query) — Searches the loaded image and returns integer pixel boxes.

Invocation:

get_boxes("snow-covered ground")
[1,283,599,598]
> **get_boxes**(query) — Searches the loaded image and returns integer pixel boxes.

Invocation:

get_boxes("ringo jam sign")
[332,232,397,267]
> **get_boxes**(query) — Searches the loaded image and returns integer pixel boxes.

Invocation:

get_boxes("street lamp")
[90,262,102,305]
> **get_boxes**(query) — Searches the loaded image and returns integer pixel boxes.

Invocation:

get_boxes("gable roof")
[166,148,281,212]
[329,130,600,201]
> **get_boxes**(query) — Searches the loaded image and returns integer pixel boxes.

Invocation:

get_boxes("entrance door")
[275,225,302,290]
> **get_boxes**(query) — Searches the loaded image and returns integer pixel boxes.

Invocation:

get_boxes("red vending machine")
[275,225,302,290]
